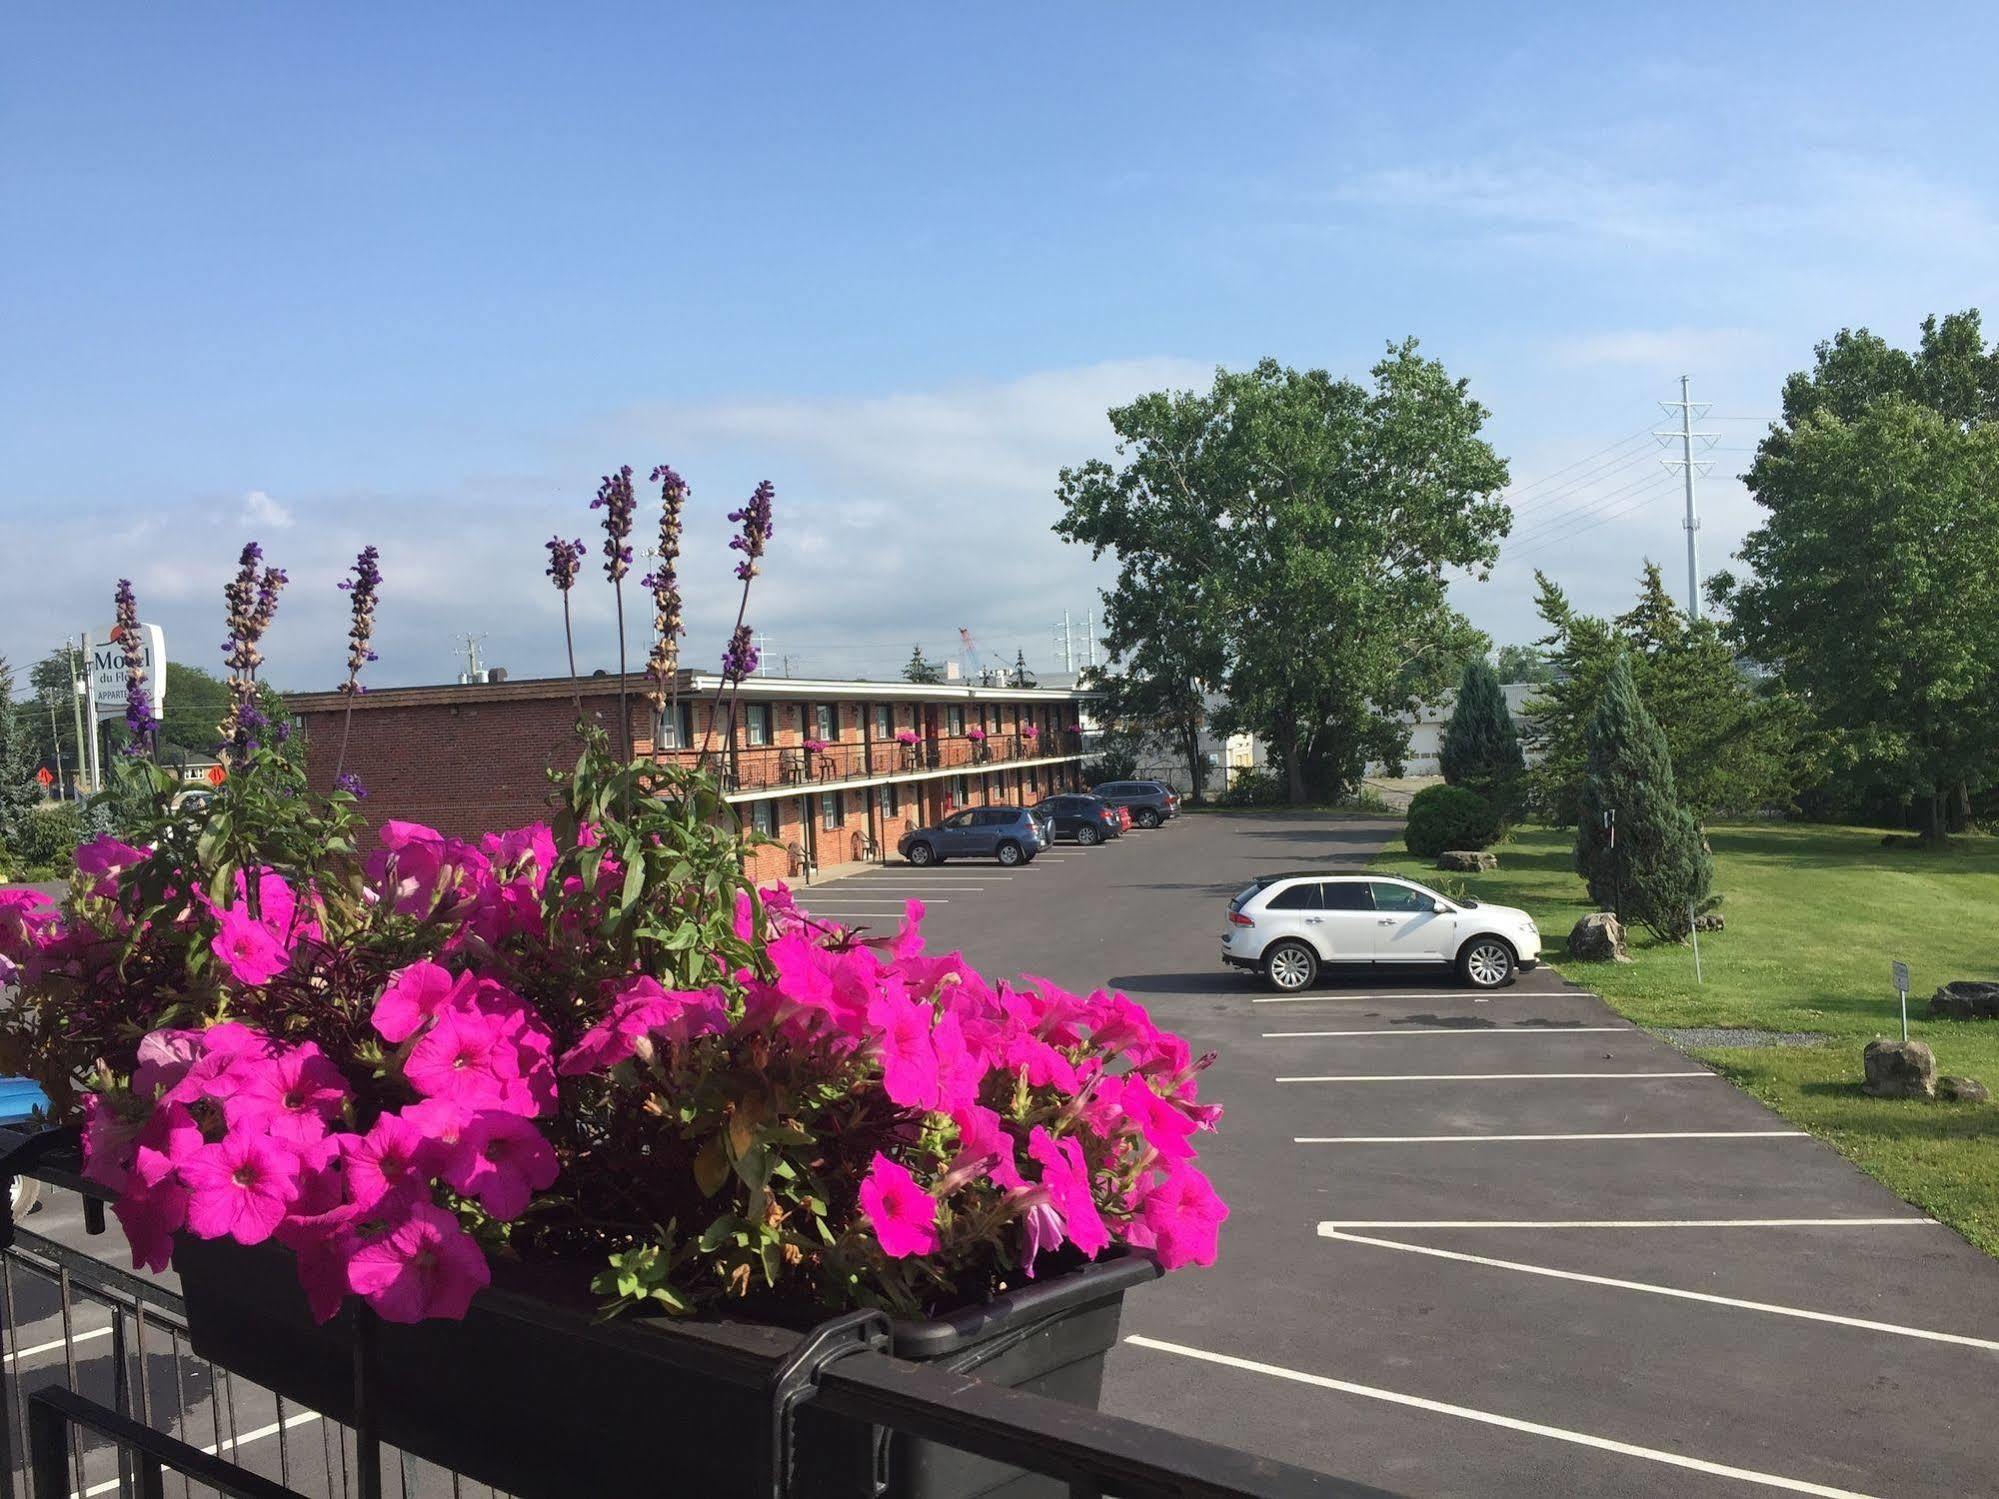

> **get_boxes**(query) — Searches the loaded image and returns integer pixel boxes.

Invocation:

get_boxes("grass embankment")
[1373,822,1999,1256]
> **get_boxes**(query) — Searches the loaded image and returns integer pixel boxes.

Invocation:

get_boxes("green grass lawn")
[1373,821,1999,1255]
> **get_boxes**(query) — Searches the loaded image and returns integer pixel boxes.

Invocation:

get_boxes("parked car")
[899,806,1048,866]
[0,1076,49,1216]
[1091,780,1177,828]
[1030,793,1122,845]
[1222,872,1540,993]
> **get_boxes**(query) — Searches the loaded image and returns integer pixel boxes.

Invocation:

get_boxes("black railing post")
[351,1307,384,1499]
[25,1395,67,1499]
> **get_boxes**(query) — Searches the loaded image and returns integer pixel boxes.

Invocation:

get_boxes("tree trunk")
[1948,779,1970,834]
[1182,721,1205,803]
[1921,788,1948,844]
[1277,723,1305,805]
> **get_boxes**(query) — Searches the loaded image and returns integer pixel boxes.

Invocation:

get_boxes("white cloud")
[1549,327,1778,370]
[240,490,293,528]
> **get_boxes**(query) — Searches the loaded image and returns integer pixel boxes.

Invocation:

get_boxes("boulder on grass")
[1929,982,1999,1021]
[1436,850,1498,873]
[1862,1038,1937,1099]
[1693,912,1725,933]
[1939,1075,1990,1104]
[1567,912,1630,962]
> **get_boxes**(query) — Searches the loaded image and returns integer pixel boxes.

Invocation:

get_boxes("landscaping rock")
[1939,1075,1991,1103]
[1862,1038,1937,1099]
[1693,912,1725,933]
[1567,912,1630,962]
[1436,850,1498,873]
[1929,981,1999,1021]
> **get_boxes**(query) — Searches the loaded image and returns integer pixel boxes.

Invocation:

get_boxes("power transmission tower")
[1055,611,1074,672]
[1656,376,1717,620]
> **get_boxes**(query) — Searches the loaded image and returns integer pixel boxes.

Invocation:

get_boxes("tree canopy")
[900,646,945,685]
[1439,657,1524,808]
[1717,310,1999,840]
[1494,642,1556,685]
[1055,347,1510,802]
[1526,564,1801,826]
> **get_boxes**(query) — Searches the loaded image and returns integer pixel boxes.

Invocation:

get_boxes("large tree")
[1494,642,1556,685]
[900,646,945,685]
[1439,657,1524,809]
[1055,347,1510,803]
[1527,565,1802,826]
[1716,311,1999,841]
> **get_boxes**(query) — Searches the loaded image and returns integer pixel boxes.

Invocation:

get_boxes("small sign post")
[1892,959,1911,1042]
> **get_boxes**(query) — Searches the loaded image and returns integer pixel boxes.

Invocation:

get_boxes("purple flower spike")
[338,546,382,698]
[544,535,585,592]
[113,578,156,754]
[334,771,368,799]
[644,464,688,709]
[721,624,759,683]
[592,466,637,583]
[727,481,775,581]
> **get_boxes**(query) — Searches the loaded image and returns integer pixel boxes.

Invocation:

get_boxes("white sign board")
[91,624,166,721]
[1892,959,1910,994]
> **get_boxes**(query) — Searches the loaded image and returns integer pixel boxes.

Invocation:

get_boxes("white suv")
[1222,873,1539,993]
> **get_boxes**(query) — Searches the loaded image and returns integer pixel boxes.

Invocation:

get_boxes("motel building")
[290,670,1096,884]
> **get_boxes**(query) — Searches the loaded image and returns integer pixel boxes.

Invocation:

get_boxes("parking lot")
[820,808,1999,1498]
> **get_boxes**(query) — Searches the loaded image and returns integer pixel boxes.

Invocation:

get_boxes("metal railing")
[650,734,1084,792]
[0,1136,1381,1499]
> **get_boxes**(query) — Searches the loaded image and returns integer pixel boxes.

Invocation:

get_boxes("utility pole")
[1657,375,1716,620]
[453,633,487,683]
[77,633,98,796]
[1082,614,1098,670]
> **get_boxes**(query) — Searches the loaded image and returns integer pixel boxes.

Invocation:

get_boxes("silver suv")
[900,806,1049,866]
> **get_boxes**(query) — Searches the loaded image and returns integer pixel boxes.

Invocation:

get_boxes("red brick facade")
[291,672,1092,884]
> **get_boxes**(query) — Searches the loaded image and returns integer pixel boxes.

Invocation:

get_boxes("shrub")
[1216,768,1285,807]
[9,802,83,870]
[1573,654,1712,939]
[1404,784,1501,858]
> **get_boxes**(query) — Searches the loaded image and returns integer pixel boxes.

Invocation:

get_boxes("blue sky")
[5,4,1996,691]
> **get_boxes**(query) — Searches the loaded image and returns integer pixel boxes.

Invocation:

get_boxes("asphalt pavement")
[820,808,1999,1499]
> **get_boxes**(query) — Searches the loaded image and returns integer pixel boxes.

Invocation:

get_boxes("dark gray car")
[899,806,1048,866]
[1090,780,1179,829]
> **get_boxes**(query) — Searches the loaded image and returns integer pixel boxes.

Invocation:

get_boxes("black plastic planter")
[174,1235,1160,1499]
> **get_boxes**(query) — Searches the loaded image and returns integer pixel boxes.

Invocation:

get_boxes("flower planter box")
[175,1235,1158,1499]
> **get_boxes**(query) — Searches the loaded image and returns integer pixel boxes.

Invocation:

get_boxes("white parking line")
[1276,1071,1713,1083]
[73,1410,323,1498]
[1320,1218,1935,1229]
[1262,1026,1632,1039]
[1316,1226,1999,1350]
[1123,1336,1880,1498]
[1252,992,1543,1004]
[6,1325,112,1363]
[1296,1130,1806,1143]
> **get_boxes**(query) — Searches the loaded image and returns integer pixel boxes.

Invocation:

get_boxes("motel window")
[749,800,776,837]
[819,792,841,831]
[952,776,968,803]
[657,701,695,749]
[873,703,894,738]
[814,704,837,741]
[745,703,772,746]
[947,705,964,735]
[887,783,900,817]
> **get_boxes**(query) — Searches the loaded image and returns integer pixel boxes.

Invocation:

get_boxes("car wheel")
[996,840,1024,866]
[1459,937,1516,989]
[1135,808,1162,829]
[9,1174,39,1219]
[1264,939,1319,993]
[1076,824,1100,846]
[907,841,935,867]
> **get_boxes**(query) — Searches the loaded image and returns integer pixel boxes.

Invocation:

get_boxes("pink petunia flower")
[556,977,727,1077]
[950,1105,1025,1191]
[370,961,464,1043]
[80,1093,140,1194]
[1027,1127,1109,1258]
[1114,1074,1197,1163]
[73,836,145,897]
[1132,1162,1228,1270]
[180,1132,301,1245]
[343,1111,438,1209]
[224,1045,351,1144]
[132,1029,205,1100]
[345,1199,491,1322]
[403,1010,519,1109]
[440,1111,558,1220]
[929,1011,985,1115]
[1019,1201,1065,1279]
[210,904,290,987]
[114,1176,189,1272]
[867,985,941,1111]
[858,1152,939,1259]
[160,1023,271,1106]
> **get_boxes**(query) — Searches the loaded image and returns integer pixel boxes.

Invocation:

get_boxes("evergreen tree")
[901,646,945,685]
[0,657,46,851]
[1574,655,1712,940]
[1438,658,1524,807]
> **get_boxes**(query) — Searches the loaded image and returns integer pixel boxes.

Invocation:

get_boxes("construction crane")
[957,628,1012,687]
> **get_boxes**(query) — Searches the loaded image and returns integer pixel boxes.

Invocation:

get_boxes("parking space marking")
[1276,1071,1713,1083]
[1320,1218,1934,1229]
[1252,991,1544,1004]
[1316,1227,1999,1350]
[73,1410,323,1498]
[1262,1026,1632,1038]
[1123,1336,1881,1498]
[6,1325,112,1364]
[1296,1129,1805,1143]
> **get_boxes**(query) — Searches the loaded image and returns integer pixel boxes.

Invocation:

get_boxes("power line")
[1507,476,1679,564]
[1498,425,1654,503]
[1505,444,1664,522]
[1503,465,1680,552]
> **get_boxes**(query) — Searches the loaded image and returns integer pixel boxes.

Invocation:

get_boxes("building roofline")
[288,670,1096,714]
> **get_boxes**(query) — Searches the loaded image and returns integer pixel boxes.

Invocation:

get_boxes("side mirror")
[1432,900,1450,914]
